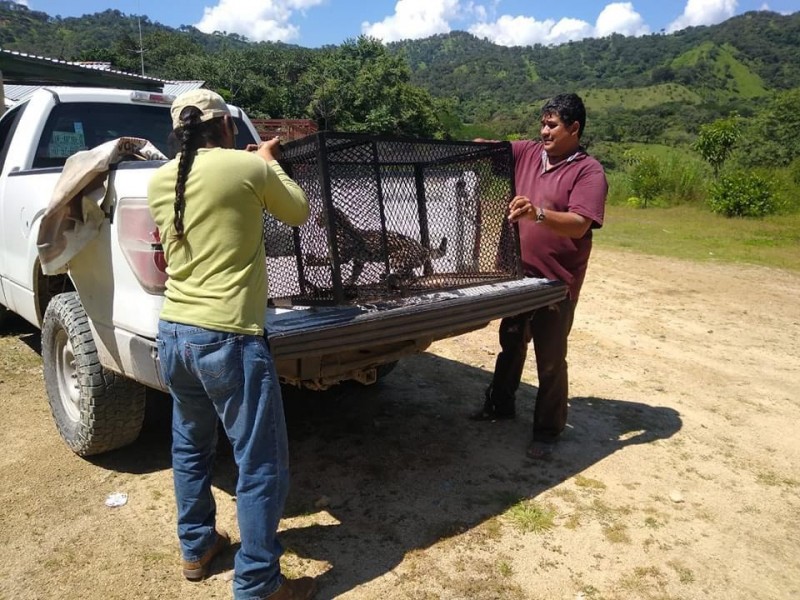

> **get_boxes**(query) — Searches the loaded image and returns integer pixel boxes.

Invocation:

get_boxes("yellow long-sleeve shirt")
[147,147,309,335]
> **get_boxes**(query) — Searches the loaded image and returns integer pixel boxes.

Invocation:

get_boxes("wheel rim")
[54,328,80,422]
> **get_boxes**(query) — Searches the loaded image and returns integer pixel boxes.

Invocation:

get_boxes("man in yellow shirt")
[148,89,314,600]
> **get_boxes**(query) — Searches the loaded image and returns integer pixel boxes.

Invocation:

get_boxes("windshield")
[33,101,258,169]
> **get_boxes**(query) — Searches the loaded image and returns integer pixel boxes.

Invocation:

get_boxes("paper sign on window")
[48,131,87,158]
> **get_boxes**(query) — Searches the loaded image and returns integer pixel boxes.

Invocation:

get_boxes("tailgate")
[267,277,567,359]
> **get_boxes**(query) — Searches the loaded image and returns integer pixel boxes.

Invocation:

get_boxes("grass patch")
[618,565,669,596]
[667,560,696,584]
[400,554,525,600]
[582,84,702,112]
[757,471,799,488]
[597,204,800,272]
[549,488,579,503]
[497,559,513,577]
[505,500,556,533]
[475,517,503,541]
[574,475,607,490]
[603,522,631,544]
[644,516,663,529]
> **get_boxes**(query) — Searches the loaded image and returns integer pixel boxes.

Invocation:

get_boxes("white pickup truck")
[0,86,567,456]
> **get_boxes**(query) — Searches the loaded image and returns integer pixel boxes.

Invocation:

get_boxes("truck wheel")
[41,292,146,456]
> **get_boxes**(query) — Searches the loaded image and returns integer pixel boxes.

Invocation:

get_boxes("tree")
[300,36,443,136]
[736,88,800,168]
[693,115,741,177]
[623,150,665,208]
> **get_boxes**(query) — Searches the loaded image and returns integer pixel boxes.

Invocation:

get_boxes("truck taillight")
[129,91,175,105]
[117,199,167,294]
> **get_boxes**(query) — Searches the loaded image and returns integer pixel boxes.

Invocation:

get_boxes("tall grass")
[597,204,800,272]
[602,139,800,216]
[606,153,708,207]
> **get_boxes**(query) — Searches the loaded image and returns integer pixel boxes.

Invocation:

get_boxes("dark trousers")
[485,297,576,441]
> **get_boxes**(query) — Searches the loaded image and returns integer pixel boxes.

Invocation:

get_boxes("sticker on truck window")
[48,131,87,157]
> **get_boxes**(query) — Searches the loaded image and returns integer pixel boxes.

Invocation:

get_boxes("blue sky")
[14,0,800,47]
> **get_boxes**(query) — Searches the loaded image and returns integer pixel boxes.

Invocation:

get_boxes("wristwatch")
[535,206,546,223]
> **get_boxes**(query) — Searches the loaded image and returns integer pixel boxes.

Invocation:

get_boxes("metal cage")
[266,132,521,305]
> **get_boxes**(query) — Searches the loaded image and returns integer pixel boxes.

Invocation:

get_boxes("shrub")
[708,171,776,218]
[661,155,707,205]
[628,155,665,207]
[790,158,800,186]
[605,171,630,206]
[627,196,647,208]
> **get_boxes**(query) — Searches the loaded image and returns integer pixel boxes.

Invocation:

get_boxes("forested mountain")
[1,1,798,142]
[395,11,800,98]
[391,11,800,139]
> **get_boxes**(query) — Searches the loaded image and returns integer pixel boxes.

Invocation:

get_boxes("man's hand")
[508,194,592,238]
[246,136,282,162]
[507,195,538,223]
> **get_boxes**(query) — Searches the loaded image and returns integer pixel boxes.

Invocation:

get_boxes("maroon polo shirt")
[512,140,607,301]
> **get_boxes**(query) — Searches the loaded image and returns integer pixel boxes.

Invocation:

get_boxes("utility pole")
[136,0,145,75]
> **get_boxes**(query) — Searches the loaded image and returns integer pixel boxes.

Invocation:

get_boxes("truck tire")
[41,292,146,456]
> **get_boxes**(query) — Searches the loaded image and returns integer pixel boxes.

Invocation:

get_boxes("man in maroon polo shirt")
[471,93,608,460]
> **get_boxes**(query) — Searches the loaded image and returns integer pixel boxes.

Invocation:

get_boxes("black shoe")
[526,439,557,460]
[469,385,515,421]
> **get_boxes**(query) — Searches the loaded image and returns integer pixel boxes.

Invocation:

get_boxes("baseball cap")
[170,89,237,133]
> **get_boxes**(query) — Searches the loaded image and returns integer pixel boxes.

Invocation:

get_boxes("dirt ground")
[0,246,798,600]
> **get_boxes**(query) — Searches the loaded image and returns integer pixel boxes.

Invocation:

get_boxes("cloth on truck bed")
[36,137,166,275]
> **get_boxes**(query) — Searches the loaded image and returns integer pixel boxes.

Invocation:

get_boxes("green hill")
[392,11,798,137]
[1,1,798,142]
[581,84,703,112]
[670,41,768,99]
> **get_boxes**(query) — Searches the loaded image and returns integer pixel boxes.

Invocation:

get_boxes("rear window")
[33,102,257,169]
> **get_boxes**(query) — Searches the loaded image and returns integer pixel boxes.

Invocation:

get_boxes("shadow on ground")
[90,349,681,598]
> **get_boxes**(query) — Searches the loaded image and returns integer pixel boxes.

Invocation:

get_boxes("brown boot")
[181,529,230,581]
[264,576,317,600]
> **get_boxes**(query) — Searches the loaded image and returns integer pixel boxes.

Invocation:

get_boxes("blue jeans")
[157,320,289,599]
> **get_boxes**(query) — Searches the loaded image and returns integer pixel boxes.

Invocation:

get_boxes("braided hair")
[172,107,229,240]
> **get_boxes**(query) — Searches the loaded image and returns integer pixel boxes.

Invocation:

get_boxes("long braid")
[173,107,202,240]
[171,107,230,240]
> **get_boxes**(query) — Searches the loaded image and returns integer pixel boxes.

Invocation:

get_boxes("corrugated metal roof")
[0,48,168,84]
[163,81,206,96]
[1,49,206,108]
[1,49,207,103]
[4,84,42,103]
[3,81,207,107]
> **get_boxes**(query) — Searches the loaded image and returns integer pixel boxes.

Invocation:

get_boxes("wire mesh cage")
[265,131,521,305]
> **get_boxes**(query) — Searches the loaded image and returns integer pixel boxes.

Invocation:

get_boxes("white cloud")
[361,0,461,42]
[667,0,738,33]
[11,0,29,6]
[468,2,648,47]
[470,15,591,46]
[595,3,649,37]
[195,0,326,42]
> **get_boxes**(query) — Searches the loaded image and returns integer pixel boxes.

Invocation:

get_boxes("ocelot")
[306,207,448,286]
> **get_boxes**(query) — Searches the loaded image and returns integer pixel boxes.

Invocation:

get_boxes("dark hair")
[540,93,587,137]
[172,107,228,239]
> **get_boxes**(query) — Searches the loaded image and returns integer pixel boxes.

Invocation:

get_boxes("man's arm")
[251,137,310,227]
[507,196,592,239]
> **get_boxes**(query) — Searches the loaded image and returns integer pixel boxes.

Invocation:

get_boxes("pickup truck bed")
[269,278,565,386]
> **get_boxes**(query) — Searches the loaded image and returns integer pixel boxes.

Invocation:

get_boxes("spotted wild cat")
[306,207,447,286]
